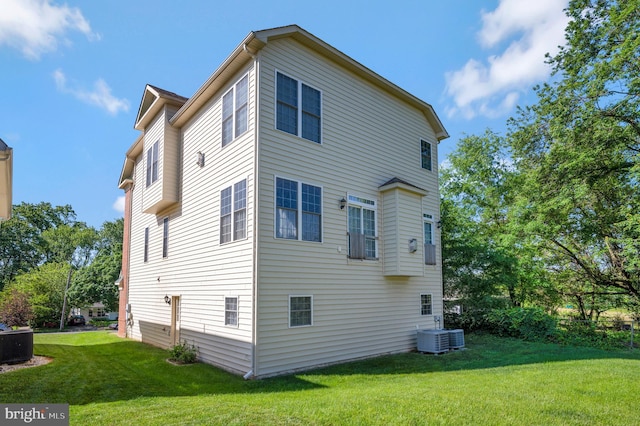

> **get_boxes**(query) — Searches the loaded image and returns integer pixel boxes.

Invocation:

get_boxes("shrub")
[554,319,632,350]
[486,307,557,341]
[89,319,115,327]
[169,341,198,364]
[0,287,33,327]
[445,308,493,331]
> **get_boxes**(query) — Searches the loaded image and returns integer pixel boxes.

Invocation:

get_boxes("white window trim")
[347,194,378,259]
[220,177,248,245]
[222,73,249,147]
[420,293,433,316]
[274,176,323,243]
[423,213,434,245]
[288,295,313,328]
[224,295,239,328]
[274,69,323,144]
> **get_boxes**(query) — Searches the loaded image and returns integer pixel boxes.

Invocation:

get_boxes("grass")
[1,332,639,425]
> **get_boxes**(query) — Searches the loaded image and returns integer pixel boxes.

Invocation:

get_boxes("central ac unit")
[447,329,465,349]
[417,329,449,354]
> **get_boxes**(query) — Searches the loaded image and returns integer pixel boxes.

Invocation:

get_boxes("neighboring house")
[71,303,118,321]
[117,25,449,378]
[0,138,13,221]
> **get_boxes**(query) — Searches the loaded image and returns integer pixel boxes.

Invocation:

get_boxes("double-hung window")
[347,195,377,259]
[421,294,433,315]
[145,141,159,187]
[222,75,249,147]
[276,72,321,143]
[289,295,312,327]
[162,217,169,258]
[424,213,436,265]
[220,179,247,244]
[225,297,238,326]
[275,177,321,242]
[421,139,432,171]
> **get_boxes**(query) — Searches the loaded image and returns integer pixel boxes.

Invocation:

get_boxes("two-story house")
[117,25,449,378]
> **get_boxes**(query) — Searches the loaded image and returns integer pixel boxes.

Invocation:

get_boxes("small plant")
[169,341,198,364]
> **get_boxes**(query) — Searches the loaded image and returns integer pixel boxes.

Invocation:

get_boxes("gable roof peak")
[134,84,188,130]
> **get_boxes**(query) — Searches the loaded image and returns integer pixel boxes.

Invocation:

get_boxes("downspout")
[245,42,259,380]
[125,182,133,337]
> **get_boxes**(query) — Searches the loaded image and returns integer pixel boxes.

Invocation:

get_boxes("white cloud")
[113,196,125,215]
[445,0,569,119]
[0,0,99,60]
[54,69,130,115]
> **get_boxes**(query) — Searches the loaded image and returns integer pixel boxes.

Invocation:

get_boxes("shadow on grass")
[1,331,637,406]
[303,332,640,377]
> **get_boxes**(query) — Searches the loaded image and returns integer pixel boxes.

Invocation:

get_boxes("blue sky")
[0,0,569,228]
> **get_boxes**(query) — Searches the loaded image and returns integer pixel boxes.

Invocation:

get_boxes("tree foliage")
[10,262,71,327]
[441,131,542,310]
[444,1,639,320]
[42,223,98,267]
[0,202,77,290]
[68,219,123,312]
[0,202,123,324]
[508,0,640,316]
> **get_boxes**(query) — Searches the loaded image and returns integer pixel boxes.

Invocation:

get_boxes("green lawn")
[1,332,638,425]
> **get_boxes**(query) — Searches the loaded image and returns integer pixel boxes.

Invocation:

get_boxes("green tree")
[0,202,76,290]
[441,130,537,309]
[41,223,98,267]
[10,262,70,327]
[508,0,640,315]
[68,219,123,312]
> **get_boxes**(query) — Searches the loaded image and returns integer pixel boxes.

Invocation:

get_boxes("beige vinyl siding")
[253,38,442,377]
[126,65,256,375]
[380,188,425,276]
[141,106,181,214]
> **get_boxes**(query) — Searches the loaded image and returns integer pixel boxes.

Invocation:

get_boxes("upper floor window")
[424,213,436,265]
[222,75,249,147]
[146,141,159,187]
[220,179,247,244]
[162,217,169,258]
[347,195,377,259]
[421,139,432,171]
[275,177,322,242]
[276,72,321,143]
